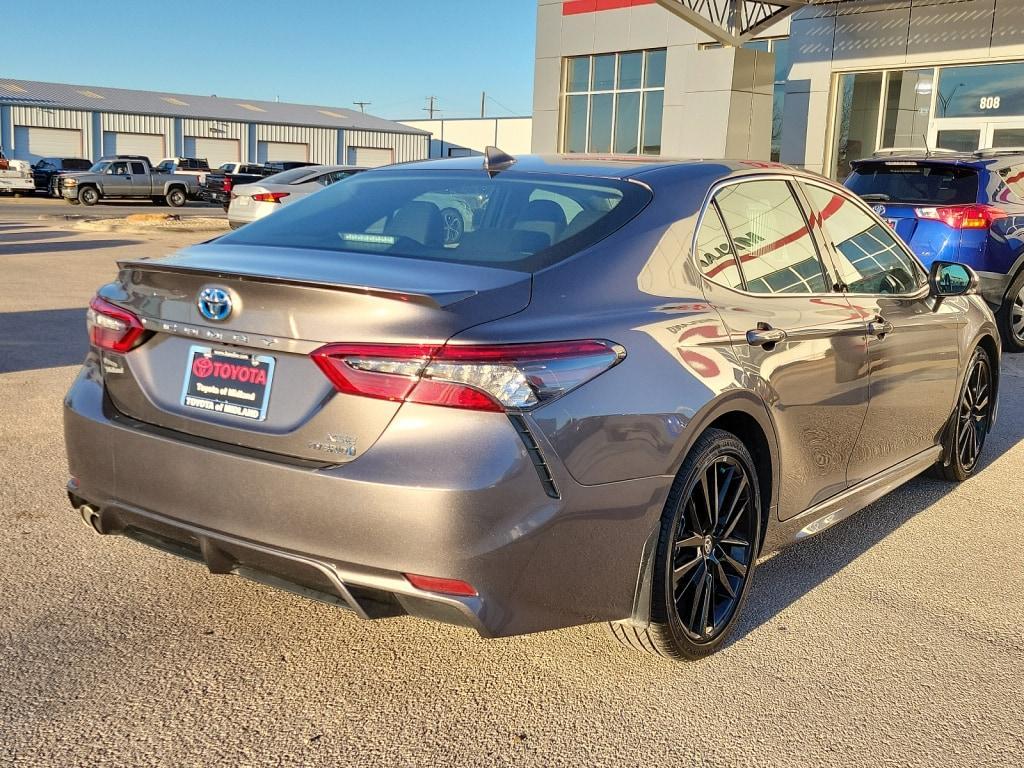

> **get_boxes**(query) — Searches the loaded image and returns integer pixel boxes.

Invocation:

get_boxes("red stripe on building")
[562,0,657,16]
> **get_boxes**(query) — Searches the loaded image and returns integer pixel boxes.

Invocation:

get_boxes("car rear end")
[64,162,655,636]
[227,166,325,228]
[846,156,1024,309]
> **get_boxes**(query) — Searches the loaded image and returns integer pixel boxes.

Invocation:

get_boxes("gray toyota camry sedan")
[65,152,999,660]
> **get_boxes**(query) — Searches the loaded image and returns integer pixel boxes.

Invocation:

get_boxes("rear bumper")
[64,355,668,637]
[976,270,1011,308]
[0,177,34,192]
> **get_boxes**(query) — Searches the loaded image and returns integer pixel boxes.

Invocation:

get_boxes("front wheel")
[608,428,761,660]
[78,186,99,206]
[165,188,186,207]
[997,270,1024,353]
[934,346,994,482]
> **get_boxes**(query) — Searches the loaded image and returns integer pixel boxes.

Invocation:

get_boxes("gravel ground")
[1,209,1022,767]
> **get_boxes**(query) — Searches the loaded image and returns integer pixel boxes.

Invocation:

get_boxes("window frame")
[559,48,667,156]
[692,173,839,298]
[797,178,929,298]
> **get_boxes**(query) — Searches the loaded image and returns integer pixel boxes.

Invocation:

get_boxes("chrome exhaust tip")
[77,504,102,533]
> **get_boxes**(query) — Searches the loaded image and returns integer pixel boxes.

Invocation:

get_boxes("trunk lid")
[101,242,531,463]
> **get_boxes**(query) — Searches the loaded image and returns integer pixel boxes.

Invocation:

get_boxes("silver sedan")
[227,165,364,228]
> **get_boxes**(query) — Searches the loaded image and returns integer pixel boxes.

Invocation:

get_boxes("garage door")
[12,126,84,162]
[183,137,240,166]
[102,132,165,163]
[346,147,394,167]
[257,141,308,163]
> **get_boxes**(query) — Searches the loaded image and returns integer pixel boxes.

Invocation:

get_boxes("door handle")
[868,317,894,338]
[746,323,788,347]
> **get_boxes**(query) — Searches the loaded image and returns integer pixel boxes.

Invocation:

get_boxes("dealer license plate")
[180,345,275,421]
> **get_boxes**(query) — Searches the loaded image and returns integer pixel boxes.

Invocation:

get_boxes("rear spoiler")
[870,147,959,158]
[116,259,474,309]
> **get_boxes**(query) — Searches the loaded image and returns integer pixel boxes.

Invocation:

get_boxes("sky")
[1,0,538,120]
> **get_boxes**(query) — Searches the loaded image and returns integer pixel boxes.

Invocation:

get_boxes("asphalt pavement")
[0,193,225,221]
[1,203,1021,767]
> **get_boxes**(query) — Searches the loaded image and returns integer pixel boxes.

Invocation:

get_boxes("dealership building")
[533,0,1024,178]
[0,79,428,168]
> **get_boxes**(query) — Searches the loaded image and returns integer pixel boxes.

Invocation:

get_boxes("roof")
[0,78,428,136]
[394,153,802,179]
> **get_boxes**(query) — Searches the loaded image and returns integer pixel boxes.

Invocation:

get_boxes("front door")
[103,161,133,195]
[700,177,870,520]
[801,181,963,484]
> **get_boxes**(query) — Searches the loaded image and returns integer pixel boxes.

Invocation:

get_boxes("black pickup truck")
[200,162,273,210]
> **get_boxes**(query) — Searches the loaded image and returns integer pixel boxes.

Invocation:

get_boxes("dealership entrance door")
[931,119,1024,152]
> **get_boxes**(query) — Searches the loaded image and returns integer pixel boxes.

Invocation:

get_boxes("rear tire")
[997,269,1024,353]
[165,188,186,207]
[78,186,99,206]
[933,346,994,482]
[607,428,761,661]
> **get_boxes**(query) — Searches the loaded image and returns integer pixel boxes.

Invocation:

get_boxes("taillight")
[222,176,233,193]
[310,340,625,412]
[915,204,1007,230]
[251,191,289,203]
[86,296,145,353]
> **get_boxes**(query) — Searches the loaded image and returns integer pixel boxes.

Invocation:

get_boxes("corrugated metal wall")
[344,129,428,163]
[256,124,337,163]
[9,106,93,157]
[181,118,246,141]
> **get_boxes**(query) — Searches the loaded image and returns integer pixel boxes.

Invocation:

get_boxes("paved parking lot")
[1,202,1022,767]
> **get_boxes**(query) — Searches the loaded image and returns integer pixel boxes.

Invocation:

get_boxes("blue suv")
[845,150,1024,351]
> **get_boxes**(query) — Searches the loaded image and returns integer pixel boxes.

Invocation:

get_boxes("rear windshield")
[846,163,979,205]
[220,170,652,272]
[260,167,321,185]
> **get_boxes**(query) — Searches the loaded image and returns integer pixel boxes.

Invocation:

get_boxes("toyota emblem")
[197,287,233,322]
[872,204,887,216]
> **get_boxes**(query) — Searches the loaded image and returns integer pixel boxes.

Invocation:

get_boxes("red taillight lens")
[404,573,478,597]
[915,204,1007,230]
[222,176,233,193]
[310,340,624,412]
[251,191,289,203]
[86,296,145,353]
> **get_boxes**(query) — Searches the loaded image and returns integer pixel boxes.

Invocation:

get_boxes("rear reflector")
[403,573,478,597]
[915,204,1007,230]
[251,191,289,203]
[310,340,625,412]
[86,296,145,353]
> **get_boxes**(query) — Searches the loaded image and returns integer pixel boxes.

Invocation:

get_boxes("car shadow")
[0,239,140,256]
[729,374,1024,645]
[0,223,43,232]
[0,308,87,373]
[0,230,76,242]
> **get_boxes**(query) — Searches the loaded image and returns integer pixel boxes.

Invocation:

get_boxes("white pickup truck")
[0,150,35,196]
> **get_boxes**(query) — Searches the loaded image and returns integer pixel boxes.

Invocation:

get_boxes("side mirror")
[928,261,977,297]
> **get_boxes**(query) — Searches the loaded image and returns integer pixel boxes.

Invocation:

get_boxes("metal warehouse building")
[0,79,428,168]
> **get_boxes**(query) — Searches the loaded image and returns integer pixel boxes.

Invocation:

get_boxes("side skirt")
[762,445,942,552]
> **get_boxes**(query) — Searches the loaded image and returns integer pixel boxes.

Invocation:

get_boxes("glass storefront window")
[560,49,665,155]
[832,72,883,179]
[937,62,1024,118]
[936,129,981,153]
[882,69,933,148]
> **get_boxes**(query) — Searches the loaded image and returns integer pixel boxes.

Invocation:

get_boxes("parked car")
[262,160,317,173]
[227,164,364,228]
[845,148,1024,350]
[0,150,35,197]
[65,153,999,661]
[32,157,93,196]
[154,157,212,189]
[200,163,272,211]
[61,156,200,206]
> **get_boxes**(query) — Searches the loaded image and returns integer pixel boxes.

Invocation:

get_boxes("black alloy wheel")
[78,186,98,206]
[936,346,993,482]
[607,428,761,660]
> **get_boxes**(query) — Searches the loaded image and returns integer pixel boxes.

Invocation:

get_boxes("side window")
[130,162,146,175]
[715,179,829,294]
[110,162,128,175]
[695,203,743,290]
[802,183,922,295]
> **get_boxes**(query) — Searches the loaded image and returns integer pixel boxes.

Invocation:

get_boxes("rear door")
[801,181,963,483]
[699,177,870,519]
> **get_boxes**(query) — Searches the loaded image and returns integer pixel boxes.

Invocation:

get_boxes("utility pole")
[424,95,439,119]
[480,91,486,119]
[353,101,371,114]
